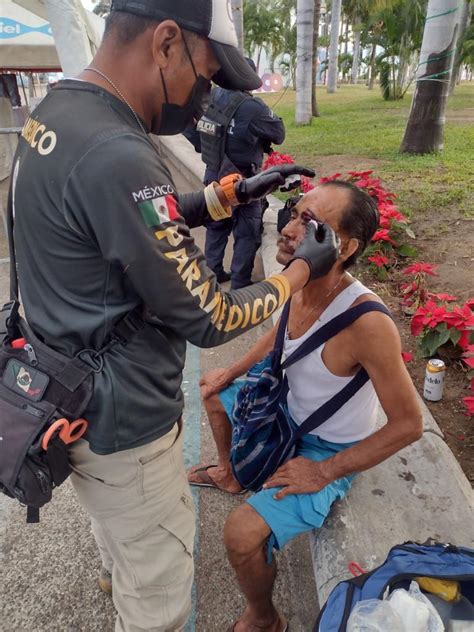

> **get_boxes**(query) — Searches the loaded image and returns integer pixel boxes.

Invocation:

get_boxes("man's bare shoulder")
[348,292,401,358]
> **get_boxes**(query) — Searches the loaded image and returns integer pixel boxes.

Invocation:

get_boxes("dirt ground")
[313,155,474,486]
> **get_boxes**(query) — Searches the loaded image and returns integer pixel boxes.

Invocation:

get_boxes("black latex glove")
[235,165,315,204]
[290,221,339,281]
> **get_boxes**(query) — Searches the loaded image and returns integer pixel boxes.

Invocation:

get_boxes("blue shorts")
[220,381,358,555]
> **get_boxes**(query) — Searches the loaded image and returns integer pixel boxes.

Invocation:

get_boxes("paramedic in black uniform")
[8,1,338,629]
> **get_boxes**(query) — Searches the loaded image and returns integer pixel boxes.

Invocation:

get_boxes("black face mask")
[153,37,211,136]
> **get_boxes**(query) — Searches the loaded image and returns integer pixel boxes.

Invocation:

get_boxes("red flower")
[428,293,457,303]
[463,356,474,370]
[379,206,408,224]
[462,396,474,416]
[301,176,315,193]
[442,305,474,330]
[401,351,413,363]
[402,262,438,277]
[319,173,342,184]
[465,298,474,311]
[348,170,374,179]
[411,301,448,336]
[372,229,397,246]
[368,253,390,268]
[263,151,295,170]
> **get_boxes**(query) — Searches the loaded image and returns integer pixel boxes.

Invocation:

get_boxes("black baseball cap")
[110,0,262,91]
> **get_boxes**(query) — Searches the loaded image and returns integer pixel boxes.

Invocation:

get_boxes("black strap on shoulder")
[282,301,392,370]
[273,300,292,359]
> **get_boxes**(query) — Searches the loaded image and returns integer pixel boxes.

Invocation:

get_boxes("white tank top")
[284,279,379,443]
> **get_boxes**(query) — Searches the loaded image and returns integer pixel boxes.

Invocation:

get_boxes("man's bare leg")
[224,504,285,632]
[188,391,243,493]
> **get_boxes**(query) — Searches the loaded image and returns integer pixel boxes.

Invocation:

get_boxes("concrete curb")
[161,134,474,607]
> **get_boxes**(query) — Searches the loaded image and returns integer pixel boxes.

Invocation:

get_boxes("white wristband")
[204,183,232,222]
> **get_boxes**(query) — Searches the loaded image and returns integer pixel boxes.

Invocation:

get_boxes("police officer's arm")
[63,134,320,348]
[247,99,286,146]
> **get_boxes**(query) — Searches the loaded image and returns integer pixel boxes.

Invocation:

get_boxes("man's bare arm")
[265,312,423,498]
[199,324,278,398]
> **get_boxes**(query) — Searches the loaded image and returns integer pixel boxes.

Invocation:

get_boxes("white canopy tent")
[0,0,60,71]
[10,0,105,76]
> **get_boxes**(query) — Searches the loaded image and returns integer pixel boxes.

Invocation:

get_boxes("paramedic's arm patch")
[63,133,288,348]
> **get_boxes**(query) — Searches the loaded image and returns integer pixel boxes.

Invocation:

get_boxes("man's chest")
[287,312,360,378]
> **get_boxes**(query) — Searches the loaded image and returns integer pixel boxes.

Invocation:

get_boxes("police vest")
[197,91,250,174]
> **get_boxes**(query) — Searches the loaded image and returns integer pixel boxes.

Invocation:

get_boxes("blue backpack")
[316,541,474,631]
[230,300,391,492]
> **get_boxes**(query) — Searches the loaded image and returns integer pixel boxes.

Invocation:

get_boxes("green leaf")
[419,330,447,358]
[450,328,462,347]
[397,244,418,258]
[405,228,416,239]
[377,267,388,281]
[437,326,451,347]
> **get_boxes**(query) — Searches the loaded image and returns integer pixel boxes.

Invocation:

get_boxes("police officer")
[187,59,285,288]
[8,1,338,629]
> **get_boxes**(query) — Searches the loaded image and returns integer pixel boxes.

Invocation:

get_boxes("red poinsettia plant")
[400,262,439,313]
[411,296,474,359]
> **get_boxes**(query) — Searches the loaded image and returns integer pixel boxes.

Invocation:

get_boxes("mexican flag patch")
[138,195,179,228]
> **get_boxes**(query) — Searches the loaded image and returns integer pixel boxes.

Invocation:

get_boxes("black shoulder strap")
[282,301,392,370]
[273,300,292,360]
[222,90,251,120]
[292,302,392,439]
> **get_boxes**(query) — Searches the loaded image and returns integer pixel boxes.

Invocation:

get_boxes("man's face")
[276,185,351,266]
[159,27,220,108]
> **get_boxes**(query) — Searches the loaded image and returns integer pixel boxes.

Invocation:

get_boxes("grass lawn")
[260,84,474,218]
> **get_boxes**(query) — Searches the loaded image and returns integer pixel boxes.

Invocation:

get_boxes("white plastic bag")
[347,599,404,632]
[388,581,444,632]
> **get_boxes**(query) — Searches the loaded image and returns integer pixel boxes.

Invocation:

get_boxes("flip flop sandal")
[188,465,247,496]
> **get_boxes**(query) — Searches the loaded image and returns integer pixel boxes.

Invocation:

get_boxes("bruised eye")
[301,211,314,223]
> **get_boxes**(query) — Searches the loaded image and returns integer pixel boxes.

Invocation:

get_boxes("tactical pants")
[205,200,263,290]
[70,423,195,632]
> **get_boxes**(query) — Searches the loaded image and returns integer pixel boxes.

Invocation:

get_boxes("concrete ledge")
[161,134,474,608]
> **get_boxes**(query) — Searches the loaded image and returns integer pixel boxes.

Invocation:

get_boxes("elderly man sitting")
[188,180,423,632]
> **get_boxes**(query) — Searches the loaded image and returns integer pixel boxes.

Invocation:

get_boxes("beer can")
[423,359,446,402]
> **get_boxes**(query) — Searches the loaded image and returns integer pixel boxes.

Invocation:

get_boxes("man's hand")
[263,457,333,499]
[289,221,339,281]
[199,368,233,398]
[234,165,315,204]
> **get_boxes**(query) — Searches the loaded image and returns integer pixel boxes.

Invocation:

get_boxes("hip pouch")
[0,301,143,523]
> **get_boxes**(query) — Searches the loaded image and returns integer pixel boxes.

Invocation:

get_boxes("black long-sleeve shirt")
[9,80,289,454]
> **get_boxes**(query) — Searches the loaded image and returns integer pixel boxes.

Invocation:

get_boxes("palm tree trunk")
[401,0,462,154]
[312,0,322,116]
[449,0,471,94]
[231,0,244,53]
[344,20,349,54]
[327,0,342,93]
[351,16,362,85]
[368,44,377,89]
[296,0,315,124]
